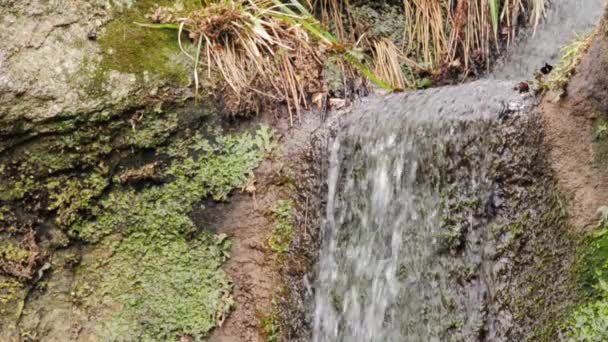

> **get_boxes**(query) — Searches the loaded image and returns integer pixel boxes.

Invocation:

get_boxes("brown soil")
[206,114,323,342]
[540,26,608,231]
[204,163,281,342]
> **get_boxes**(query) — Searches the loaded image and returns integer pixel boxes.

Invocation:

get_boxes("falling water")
[492,0,604,79]
[313,82,537,341]
[313,0,603,340]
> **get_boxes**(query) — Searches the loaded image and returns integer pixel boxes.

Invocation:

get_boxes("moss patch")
[0,278,22,315]
[594,117,608,168]
[263,314,280,342]
[96,0,199,85]
[545,32,594,99]
[60,126,274,340]
[565,223,608,339]
[47,173,109,227]
[99,232,233,341]
[70,126,271,241]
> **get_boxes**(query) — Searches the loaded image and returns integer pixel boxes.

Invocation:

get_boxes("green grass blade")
[344,52,395,91]
[134,22,180,30]
[489,0,499,39]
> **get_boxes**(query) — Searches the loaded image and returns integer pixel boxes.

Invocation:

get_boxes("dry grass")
[140,0,548,119]
[181,1,325,122]
[141,0,396,122]
[317,0,546,75]
[372,38,417,90]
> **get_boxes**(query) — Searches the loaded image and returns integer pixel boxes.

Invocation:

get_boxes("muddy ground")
[540,21,608,231]
[206,113,324,342]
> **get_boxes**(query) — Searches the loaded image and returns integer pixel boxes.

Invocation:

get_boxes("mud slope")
[540,16,608,231]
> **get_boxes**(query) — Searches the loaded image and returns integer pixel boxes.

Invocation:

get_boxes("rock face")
[0,0,190,139]
[0,1,198,339]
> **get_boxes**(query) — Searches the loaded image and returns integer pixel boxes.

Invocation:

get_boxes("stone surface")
[0,0,188,127]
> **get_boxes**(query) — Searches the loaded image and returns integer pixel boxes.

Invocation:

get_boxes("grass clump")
[269,199,294,253]
[320,0,547,75]
[546,32,594,99]
[139,0,395,122]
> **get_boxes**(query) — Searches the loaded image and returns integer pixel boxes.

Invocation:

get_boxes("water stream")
[492,0,604,79]
[312,1,603,340]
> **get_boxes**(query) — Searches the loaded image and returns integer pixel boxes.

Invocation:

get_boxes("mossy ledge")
[0,94,276,340]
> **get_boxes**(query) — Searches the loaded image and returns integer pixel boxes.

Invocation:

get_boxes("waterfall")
[313,82,537,341]
[312,1,603,339]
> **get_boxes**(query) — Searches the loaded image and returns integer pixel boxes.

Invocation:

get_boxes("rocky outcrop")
[0,0,191,146]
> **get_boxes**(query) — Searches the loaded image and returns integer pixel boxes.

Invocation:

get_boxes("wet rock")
[310,80,573,341]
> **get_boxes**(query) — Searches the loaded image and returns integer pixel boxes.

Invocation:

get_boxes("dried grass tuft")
[140,0,394,122]
[317,0,547,75]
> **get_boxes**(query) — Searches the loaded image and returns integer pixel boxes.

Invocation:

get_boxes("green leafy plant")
[269,199,294,253]
[263,315,280,342]
[489,0,500,40]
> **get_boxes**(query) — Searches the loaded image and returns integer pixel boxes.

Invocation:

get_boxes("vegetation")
[545,32,594,99]
[319,0,547,72]
[133,0,548,120]
[0,278,22,315]
[0,231,39,280]
[269,199,295,253]
[140,0,396,121]
[566,208,608,339]
[263,317,280,342]
[96,0,199,85]
[62,126,275,340]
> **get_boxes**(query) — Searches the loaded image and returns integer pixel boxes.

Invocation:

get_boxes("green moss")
[349,3,405,45]
[0,206,7,222]
[263,315,280,342]
[61,126,273,340]
[594,117,608,168]
[0,278,22,314]
[0,242,31,264]
[47,173,109,227]
[100,232,233,341]
[269,200,295,253]
[0,175,36,201]
[123,111,180,148]
[546,32,594,99]
[71,126,270,241]
[565,216,608,339]
[566,281,608,340]
[577,228,608,298]
[96,0,199,85]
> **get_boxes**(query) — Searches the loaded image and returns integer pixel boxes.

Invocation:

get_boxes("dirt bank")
[206,114,323,342]
[540,17,608,231]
